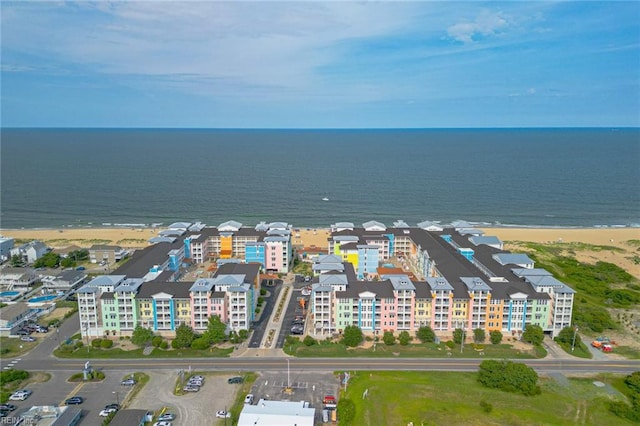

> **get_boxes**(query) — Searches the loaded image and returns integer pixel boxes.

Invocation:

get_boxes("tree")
[68,249,89,261]
[382,331,396,345]
[10,254,25,267]
[521,324,544,346]
[173,324,195,348]
[131,325,154,347]
[489,330,503,345]
[33,252,60,269]
[60,257,76,268]
[453,328,464,344]
[342,325,363,347]
[416,326,436,343]
[478,360,541,396]
[555,326,578,346]
[473,328,486,343]
[203,315,227,344]
[398,331,411,345]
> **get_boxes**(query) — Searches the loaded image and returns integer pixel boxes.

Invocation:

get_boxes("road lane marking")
[59,382,84,406]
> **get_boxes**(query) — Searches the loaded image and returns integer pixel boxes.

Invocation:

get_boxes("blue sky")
[1,1,638,128]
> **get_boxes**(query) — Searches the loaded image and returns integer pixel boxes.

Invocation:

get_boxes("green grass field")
[339,371,635,426]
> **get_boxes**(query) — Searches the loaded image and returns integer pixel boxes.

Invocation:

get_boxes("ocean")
[1,128,639,229]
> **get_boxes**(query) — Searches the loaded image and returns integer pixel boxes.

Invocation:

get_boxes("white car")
[9,390,32,401]
[216,410,231,418]
[99,407,118,417]
[153,422,172,426]
[244,394,254,404]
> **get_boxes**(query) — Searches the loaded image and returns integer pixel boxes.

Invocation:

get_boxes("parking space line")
[59,382,85,406]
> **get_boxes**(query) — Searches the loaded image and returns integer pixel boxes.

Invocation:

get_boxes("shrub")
[478,360,541,396]
[152,336,163,347]
[75,341,83,348]
[398,331,411,345]
[480,400,493,413]
[453,328,463,344]
[445,340,455,349]
[337,398,356,424]
[260,288,267,296]
[303,336,317,346]
[416,326,436,343]
[382,331,396,345]
[159,341,169,350]
[0,369,29,386]
[238,329,249,341]
[342,325,363,348]
[521,325,544,346]
[100,339,113,349]
[473,328,486,343]
[91,339,103,348]
[489,330,503,345]
[190,337,210,350]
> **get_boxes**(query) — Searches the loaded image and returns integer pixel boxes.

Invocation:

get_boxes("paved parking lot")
[2,370,136,425]
[128,370,243,426]
[248,370,339,424]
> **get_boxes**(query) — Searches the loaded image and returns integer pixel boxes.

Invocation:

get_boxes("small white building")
[238,400,315,426]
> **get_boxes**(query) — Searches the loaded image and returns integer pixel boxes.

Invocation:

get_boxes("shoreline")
[2,225,638,278]
[1,224,638,248]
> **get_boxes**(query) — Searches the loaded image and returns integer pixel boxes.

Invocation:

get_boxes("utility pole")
[571,325,578,352]
[460,321,465,354]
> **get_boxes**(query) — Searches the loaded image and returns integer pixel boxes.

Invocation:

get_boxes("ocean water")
[1,128,639,229]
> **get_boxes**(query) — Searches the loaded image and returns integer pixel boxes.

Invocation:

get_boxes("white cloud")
[447,9,509,44]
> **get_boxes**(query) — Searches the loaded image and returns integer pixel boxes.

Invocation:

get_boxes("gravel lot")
[128,370,242,426]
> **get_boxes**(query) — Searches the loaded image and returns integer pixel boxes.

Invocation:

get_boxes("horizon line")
[2,126,638,131]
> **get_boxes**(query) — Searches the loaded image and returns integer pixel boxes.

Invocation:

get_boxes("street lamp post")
[571,325,578,352]
[286,359,290,388]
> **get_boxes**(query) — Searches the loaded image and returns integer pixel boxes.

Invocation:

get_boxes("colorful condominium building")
[77,220,279,339]
[312,221,574,338]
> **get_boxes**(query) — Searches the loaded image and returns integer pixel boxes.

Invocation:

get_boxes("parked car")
[227,376,243,384]
[36,325,49,333]
[183,385,199,392]
[244,394,254,404]
[153,422,172,426]
[15,329,30,336]
[291,325,304,335]
[99,407,118,417]
[104,403,120,411]
[20,336,36,342]
[9,390,32,401]
[0,404,17,412]
[216,410,231,418]
[121,378,137,386]
[64,397,84,405]
[157,413,176,421]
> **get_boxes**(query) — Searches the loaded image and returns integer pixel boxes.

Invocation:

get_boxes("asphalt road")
[7,357,635,376]
[2,311,639,376]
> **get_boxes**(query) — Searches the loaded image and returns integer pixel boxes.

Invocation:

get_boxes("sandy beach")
[1,226,638,278]
[1,226,637,251]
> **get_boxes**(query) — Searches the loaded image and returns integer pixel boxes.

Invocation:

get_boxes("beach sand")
[2,226,637,277]
[2,226,638,251]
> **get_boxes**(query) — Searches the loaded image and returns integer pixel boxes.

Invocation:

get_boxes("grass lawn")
[340,371,635,425]
[0,337,39,357]
[284,339,544,359]
[54,345,233,358]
